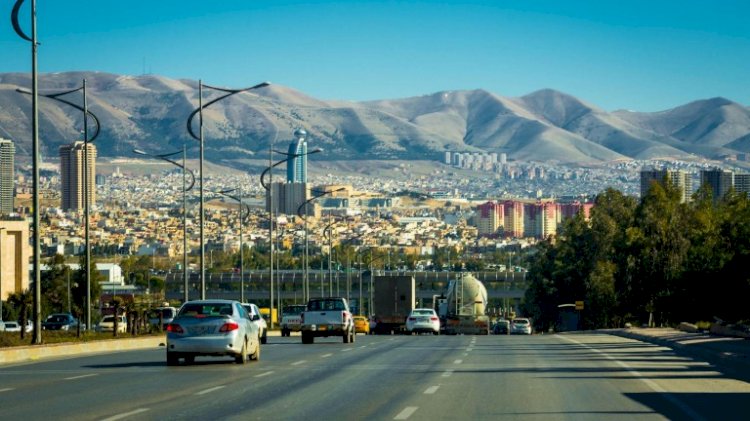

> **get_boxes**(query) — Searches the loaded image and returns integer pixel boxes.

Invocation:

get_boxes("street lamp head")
[15,87,32,95]
[132,149,148,156]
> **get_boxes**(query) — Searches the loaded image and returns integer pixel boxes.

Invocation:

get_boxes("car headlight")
[62,325,69,331]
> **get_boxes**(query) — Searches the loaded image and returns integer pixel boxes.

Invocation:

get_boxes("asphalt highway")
[1,333,749,420]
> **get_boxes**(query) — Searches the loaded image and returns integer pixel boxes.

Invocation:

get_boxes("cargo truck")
[371,275,416,334]
[437,273,490,335]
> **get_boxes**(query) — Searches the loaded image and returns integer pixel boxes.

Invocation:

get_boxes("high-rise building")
[0,138,14,214]
[640,169,693,203]
[700,169,733,203]
[524,202,557,239]
[59,141,97,211]
[476,201,504,237]
[734,173,750,196]
[444,151,452,165]
[503,200,524,238]
[287,129,308,183]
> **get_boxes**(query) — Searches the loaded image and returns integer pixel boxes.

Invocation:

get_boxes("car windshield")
[101,316,114,323]
[283,305,306,316]
[412,310,434,316]
[307,300,345,311]
[179,303,234,317]
[513,319,529,325]
[46,315,68,323]
[149,308,176,319]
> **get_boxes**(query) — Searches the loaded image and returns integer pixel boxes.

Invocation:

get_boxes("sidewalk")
[605,327,750,382]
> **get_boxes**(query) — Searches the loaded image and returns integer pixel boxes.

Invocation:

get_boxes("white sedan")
[405,308,440,335]
[511,318,532,335]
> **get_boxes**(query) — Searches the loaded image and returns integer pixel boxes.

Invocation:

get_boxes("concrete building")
[523,202,557,239]
[268,182,315,217]
[60,141,97,211]
[700,169,734,203]
[640,169,693,203]
[734,173,750,196]
[0,139,14,214]
[0,220,30,301]
[502,201,524,238]
[476,201,504,237]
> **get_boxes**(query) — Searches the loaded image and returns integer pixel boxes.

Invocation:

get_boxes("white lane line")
[65,373,98,380]
[560,335,707,421]
[342,348,353,352]
[195,385,225,395]
[394,406,418,420]
[454,359,463,364]
[359,345,367,348]
[424,385,440,394]
[442,369,454,377]
[0,388,14,392]
[254,371,274,378]
[321,353,333,358]
[466,348,473,352]
[291,360,306,366]
[462,353,468,357]
[101,408,150,421]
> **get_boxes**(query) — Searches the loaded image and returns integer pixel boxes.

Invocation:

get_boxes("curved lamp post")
[18,82,101,333]
[323,217,337,296]
[133,147,195,303]
[213,187,250,303]
[11,0,41,344]
[297,187,345,301]
[186,80,269,300]
[261,147,322,327]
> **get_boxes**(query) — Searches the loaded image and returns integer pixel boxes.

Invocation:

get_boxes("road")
[1,333,749,420]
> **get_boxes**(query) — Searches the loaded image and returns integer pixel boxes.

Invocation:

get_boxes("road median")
[0,335,166,365]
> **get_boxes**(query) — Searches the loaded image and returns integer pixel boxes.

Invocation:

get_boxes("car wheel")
[302,331,313,344]
[166,351,179,366]
[281,328,288,337]
[350,329,356,343]
[343,330,350,343]
[250,339,260,361]
[261,330,268,344]
[184,354,195,365]
[235,339,248,364]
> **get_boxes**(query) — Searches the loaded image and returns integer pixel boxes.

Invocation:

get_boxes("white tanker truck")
[435,273,491,335]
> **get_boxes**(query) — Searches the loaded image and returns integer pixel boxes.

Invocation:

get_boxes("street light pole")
[11,0,41,343]
[0,227,4,321]
[133,148,195,303]
[187,81,269,300]
[214,187,249,303]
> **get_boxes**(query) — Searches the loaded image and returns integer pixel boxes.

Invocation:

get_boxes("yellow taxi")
[353,315,370,335]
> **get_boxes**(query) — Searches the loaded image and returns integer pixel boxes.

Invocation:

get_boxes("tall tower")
[640,169,693,203]
[700,169,733,203]
[0,138,15,214]
[59,141,97,211]
[287,129,308,183]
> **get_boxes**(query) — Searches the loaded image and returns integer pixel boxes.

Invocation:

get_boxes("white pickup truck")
[280,304,306,337]
[300,297,355,344]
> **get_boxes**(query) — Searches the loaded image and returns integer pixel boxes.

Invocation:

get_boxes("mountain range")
[1,71,749,165]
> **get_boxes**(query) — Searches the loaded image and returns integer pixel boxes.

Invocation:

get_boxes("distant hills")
[1,71,749,165]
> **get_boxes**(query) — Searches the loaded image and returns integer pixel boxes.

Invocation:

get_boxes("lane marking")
[560,335,707,421]
[454,359,463,364]
[394,406,418,420]
[466,348,473,352]
[291,360,306,366]
[359,345,367,348]
[101,408,150,421]
[342,348,353,352]
[65,373,98,380]
[254,371,274,378]
[321,353,333,358]
[424,386,440,394]
[195,385,225,395]
[0,388,14,392]
[462,353,468,357]
[442,369,454,377]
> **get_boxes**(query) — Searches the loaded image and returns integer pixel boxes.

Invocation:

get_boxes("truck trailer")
[438,273,490,335]
[372,275,416,334]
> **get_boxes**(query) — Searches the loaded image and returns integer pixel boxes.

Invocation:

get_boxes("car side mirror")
[252,315,261,321]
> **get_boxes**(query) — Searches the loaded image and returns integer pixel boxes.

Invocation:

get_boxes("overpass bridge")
[164,270,527,313]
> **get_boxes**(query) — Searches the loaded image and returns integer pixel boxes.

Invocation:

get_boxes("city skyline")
[1,1,749,112]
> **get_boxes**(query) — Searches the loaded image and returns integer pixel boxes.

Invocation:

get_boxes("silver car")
[166,300,260,366]
[242,303,268,344]
[511,318,532,335]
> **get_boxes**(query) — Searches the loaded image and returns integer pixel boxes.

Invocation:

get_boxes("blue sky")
[2,0,749,111]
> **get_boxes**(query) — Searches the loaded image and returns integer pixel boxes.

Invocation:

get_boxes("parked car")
[405,308,441,335]
[511,318,532,335]
[166,299,260,366]
[3,321,21,332]
[42,313,84,331]
[0,320,6,332]
[148,306,177,331]
[493,319,510,335]
[96,315,127,333]
[353,315,370,335]
[242,303,268,344]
